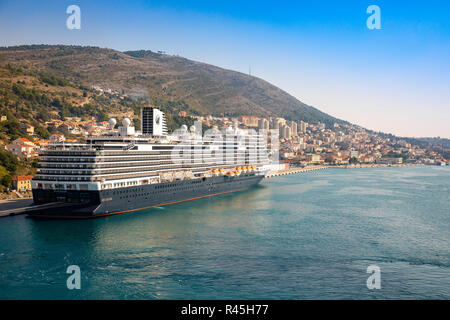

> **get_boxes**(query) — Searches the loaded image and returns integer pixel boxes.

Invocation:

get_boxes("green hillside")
[0,45,345,130]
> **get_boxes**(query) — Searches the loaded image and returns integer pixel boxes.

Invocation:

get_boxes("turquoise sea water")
[0,166,449,299]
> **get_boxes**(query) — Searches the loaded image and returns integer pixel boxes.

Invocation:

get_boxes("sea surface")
[0,166,449,299]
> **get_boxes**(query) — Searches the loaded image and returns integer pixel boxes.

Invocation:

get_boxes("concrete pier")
[263,163,424,178]
[0,200,65,218]
[265,166,327,178]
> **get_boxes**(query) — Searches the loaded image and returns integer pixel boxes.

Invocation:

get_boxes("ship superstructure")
[30,107,269,218]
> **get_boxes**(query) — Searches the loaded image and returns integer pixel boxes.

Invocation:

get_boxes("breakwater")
[264,163,425,178]
[264,166,327,178]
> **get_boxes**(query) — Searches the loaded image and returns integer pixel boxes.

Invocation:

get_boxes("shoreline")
[334,163,425,169]
[0,164,439,201]
[264,163,428,178]
[0,164,442,217]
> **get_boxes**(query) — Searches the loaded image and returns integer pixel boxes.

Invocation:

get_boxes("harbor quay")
[264,162,425,178]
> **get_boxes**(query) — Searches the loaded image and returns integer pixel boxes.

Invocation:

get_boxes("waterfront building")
[306,154,322,164]
[7,138,36,158]
[280,124,291,139]
[20,123,34,135]
[376,157,403,164]
[238,116,260,127]
[258,118,269,130]
[291,121,298,135]
[350,150,359,158]
[299,121,308,133]
[12,175,33,191]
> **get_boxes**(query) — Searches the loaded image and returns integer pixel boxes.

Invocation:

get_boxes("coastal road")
[0,198,33,210]
[0,199,33,217]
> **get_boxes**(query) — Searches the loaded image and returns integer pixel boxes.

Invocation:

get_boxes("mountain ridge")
[0,45,345,127]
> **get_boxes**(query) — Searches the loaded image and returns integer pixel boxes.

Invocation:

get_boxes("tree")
[1,173,12,188]
[349,157,359,164]
[0,120,22,141]
[36,110,51,122]
[35,126,50,139]
[0,149,19,173]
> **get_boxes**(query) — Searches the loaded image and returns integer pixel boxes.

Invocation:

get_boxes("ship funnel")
[141,106,168,136]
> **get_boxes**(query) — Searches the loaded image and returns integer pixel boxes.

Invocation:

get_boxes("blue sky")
[0,0,449,137]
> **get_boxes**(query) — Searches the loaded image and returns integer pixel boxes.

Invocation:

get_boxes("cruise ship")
[29,107,269,218]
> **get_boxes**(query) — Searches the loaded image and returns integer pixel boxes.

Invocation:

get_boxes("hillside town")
[0,110,448,196]
[193,114,449,167]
